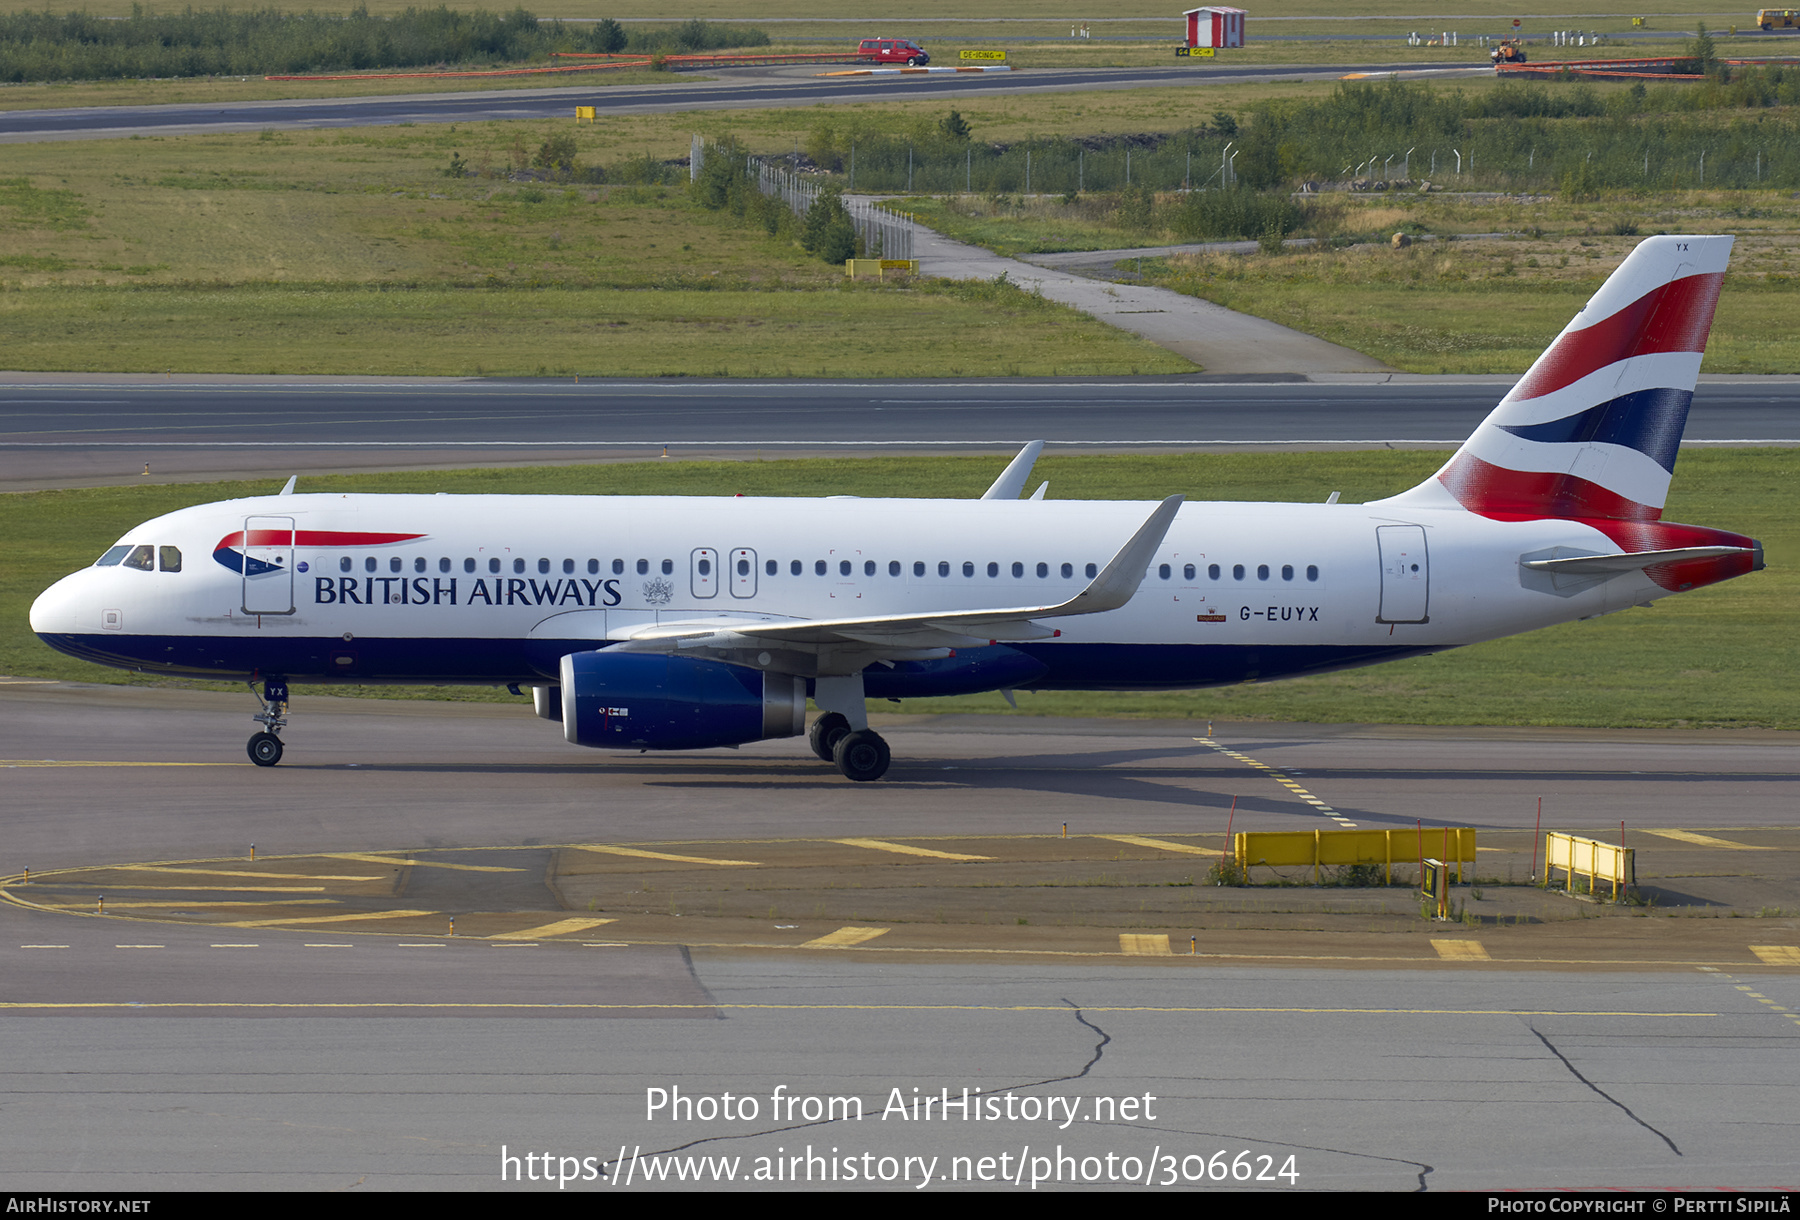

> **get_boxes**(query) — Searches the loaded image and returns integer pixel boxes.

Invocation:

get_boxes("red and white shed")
[1184,6,1246,48]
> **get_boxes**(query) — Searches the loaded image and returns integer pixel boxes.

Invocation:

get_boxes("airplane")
[29,235,1763,782]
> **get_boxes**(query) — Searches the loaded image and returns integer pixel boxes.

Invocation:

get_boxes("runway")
[0,62,1467,143]
[1,684,1797,1189]
[4,375,1797,489]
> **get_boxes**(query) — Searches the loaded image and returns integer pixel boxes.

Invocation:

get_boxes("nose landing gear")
[247,677,288,767]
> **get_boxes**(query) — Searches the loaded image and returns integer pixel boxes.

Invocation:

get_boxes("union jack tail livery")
[1377,234,1757,593]
[1385,234,1731,523]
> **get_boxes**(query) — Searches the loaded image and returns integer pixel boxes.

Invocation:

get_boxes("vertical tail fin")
[1378,235,1732,522]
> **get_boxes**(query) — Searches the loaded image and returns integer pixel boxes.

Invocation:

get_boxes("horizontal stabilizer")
[1522,546,1754,575]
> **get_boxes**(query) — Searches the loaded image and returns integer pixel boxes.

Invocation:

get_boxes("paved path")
[898,211,1394,375]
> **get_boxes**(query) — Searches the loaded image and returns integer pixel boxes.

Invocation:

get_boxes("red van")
[857,38,930,65]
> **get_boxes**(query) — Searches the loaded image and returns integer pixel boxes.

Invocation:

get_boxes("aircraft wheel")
[833,730,890,782]
[247,732,284,767]
[809,713,850,762]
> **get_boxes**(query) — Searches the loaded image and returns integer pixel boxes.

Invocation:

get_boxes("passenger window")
[390,556,402,573]
[636,559,649,575]
[440,557,452,573]
[489,558,502,574]
[766,560,778,576]
[1208,564,1220,580]
[840,560,852,576]
[587,559,599,575]
[815,560,827,576]
[1307,565,1320,582]
[123,545,154,571]
[791,560,803,576]
[365,556,377,573]
[540,558,552,575]
[737,558,750,576]
[865,560,876,577]
[698,558,712,576]
[94,545,131,567]
[1183,564,1195,581]
[1257,564,1270,581]
[159,546,182,573]
[464,558,476,573]
[513,558,526,574]
[1282,564,1294,581]
[938,561,950,577]
[613,559,625,575]
[1085,563,1097,578]
[1036,562,1048,578]
[562,558,574,575]
[913,561,925,577]
[962,561,975,577]
[1012,562,1024,578]
[888,561,900,576]
[414,556,426,573]
[1158,564,1170,580]
[661,559,673,575]
[1232,564,1245,580]
[1060,562,1072,578]
[986,562,998,577]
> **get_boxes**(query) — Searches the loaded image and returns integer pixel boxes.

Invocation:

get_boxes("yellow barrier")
[1235,827,1475,886]
[575,106,597,123]
[845,259,919,279]
[1543,832,1634,903]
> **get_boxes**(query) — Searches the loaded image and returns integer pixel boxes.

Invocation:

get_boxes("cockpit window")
[159,546,182,573]
[122,545,154,571]
[94,545,131,567]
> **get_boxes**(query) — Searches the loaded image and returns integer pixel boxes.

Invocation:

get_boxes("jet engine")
[558,650,806,751]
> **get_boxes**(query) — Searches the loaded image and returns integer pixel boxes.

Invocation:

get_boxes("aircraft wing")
[616,495,1183,651]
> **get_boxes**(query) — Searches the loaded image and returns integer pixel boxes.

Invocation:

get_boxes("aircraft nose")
[30,570,87,636]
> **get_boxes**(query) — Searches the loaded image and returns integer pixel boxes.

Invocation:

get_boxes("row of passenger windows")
[95,544,181,572]
[331,554,1322,582]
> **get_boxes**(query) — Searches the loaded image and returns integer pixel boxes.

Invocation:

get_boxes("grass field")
[905,190,1800,374]
[6,450,1794,729]
[0,126,1189,376]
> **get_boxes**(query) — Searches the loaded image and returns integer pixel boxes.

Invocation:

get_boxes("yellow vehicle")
[1758,8,1798,29]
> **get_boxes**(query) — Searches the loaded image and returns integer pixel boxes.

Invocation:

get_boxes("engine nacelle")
[558,650,806,751]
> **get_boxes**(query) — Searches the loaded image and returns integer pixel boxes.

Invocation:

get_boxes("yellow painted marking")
[574,845,760,867]
[1094,834,1216,857]
[117,866,384,882]
[1120,933,1172,956]
[45,899,338,910]
[1750,946,1800,965]
[489,917,617,940]
[832,837,991,861]
[46,884,326,893]
[217,908,438,928]
[318,853,521,873]
[0,760,229,767]
[1640,829,1760,850]
[1431,939,1491,961]
[800,926,890,948]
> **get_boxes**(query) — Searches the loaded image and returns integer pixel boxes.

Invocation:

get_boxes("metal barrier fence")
[1543,832,1635,902]
[1235,827,1476,886]
[752,160,914,261]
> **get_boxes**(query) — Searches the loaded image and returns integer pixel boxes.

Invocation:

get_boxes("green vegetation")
[7,450,1795,730]
[0,124,1186,375]
[0,9,767,82]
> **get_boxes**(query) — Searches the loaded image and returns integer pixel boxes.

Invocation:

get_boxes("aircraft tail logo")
[1384,235,1732,523]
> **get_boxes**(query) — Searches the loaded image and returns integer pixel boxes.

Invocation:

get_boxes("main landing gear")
[807,706,892,783]
[247,677,288,767]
